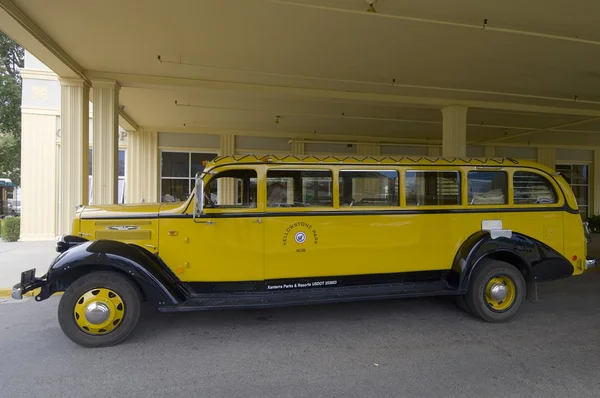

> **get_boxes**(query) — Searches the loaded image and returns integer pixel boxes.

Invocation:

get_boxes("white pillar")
[537,147,556,169]
[442,106,468,157]
[428,147,441,157]
[219,135,235,205]
[58,78,90,235]
[20,112,58,240]
[291,141,305,156]
[357,143,380,156]
[91,80,120,205]
[125,130,158,203]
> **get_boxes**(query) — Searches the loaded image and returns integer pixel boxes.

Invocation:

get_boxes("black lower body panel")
[158,281,458,312]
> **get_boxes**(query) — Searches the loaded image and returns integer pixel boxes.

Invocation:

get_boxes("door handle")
[253,218,262,224]
[196,220,215,225]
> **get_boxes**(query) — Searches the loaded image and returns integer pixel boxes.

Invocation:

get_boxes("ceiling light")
[275,116,280,124]
[366,0,377,13]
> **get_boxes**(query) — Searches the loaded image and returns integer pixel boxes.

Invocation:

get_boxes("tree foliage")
[0,32,23,186]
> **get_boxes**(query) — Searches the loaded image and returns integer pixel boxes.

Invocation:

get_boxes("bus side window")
[513,171,557,205]
[467,171,508,205]
[405,171,460,206]
[339,170,399,207]
[205,169,258,208]
[266,170,333,207]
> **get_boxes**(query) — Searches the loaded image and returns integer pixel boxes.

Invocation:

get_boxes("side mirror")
[194,178,204,218]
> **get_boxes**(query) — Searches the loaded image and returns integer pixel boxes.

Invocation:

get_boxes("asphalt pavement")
[1,271,600,398]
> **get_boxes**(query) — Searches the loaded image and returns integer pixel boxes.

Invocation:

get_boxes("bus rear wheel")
[58,271,141,347]
[465,260,526,323]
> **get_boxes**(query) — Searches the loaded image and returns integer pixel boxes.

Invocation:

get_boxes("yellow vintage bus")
[12,155,596,347]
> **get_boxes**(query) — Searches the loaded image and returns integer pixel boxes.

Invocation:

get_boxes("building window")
[88,149,126,204]
[556,164,589,217]
[160,151,217,202]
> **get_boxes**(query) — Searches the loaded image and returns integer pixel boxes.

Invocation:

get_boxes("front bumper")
[586,257,597,270]
[11,268,47,300]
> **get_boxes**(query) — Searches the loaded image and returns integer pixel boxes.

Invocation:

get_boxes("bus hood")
[80,202,188,219]
[81,203,163,219]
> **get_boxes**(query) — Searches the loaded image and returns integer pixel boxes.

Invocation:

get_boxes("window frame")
[555,163,589,217]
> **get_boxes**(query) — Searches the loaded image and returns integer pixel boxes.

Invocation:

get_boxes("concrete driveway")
[1,271,599,398]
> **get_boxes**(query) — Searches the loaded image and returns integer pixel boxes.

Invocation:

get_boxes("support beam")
[484,145,495,157]
[125,130,158,204]
[58,78,89,235]
[594,150,600,216]
[91,80,120,205]
[442,106,468,157]
[537,147,556,169]
[86,71,600,118]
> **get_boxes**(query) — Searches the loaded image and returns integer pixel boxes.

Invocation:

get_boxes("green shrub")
[1,216,20,242]
[587,215,600,233]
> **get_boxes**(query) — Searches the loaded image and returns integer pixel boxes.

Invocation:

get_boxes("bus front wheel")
[465,260,526,322]
[58,271,141,347]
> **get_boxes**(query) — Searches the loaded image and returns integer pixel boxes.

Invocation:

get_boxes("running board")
[158,281,458,312]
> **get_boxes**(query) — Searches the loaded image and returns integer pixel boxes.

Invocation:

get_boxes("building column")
[356,144,381,200]
[593,150,600,216]
[125,130,158,203]
[91,80,120,204]
[58,78,90,235]
[291,141,305,156]
[357,143,380,156]
[428,147,441,157]
[20,112,58,240]
[442,106,468,157]
[219,135,235,205]
[484,145,495,157]
[537,147,556,169]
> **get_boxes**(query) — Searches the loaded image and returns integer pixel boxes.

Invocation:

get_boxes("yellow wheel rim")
[73,288,125,335]
[485,276,516,312]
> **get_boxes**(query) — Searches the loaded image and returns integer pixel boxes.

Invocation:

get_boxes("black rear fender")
[451,231,574,292]
[42,240,186,305]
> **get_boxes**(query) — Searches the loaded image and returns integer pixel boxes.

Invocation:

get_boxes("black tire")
[465,259,526,323]
[58,271,141,347]
[455,294,471,314]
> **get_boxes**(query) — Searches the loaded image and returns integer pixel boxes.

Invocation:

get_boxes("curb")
[0,288,63,298]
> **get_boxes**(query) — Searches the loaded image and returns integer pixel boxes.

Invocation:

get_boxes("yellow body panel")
[71,156,588,282]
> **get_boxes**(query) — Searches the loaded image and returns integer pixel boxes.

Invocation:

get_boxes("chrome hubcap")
[84,302,111,324]
[489,283,508,301]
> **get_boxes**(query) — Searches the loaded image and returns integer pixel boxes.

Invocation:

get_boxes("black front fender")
[452,231,574,292]
[40,239,187,305]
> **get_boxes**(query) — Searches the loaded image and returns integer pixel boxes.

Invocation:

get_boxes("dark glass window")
[266,170,333,207]
[468,171,508,205]
[513,172,557,205]
[405,171,460,206]
[205,169,257,208]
